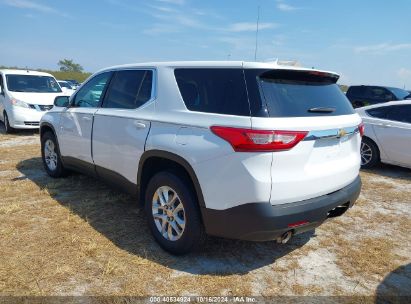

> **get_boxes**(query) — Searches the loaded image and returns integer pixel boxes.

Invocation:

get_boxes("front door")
[57,72,112,166]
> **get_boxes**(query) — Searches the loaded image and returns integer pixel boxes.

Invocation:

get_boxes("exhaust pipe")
[276,231,293,244]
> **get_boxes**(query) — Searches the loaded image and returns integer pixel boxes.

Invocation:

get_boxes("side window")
[0,74,3,93]
[366,106,390,119]
[386,105,411,123]
[103,70,153,109]
[174,68,250,116]
[347,86,365,97]
[366,87,394,102]
[73,72,112,108]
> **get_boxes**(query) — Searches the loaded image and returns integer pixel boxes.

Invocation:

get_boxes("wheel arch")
[137,150,206,209]
[362,135,380,153]
[40,122,57,139]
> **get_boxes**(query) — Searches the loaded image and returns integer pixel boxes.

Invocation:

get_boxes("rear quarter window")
[245,69,355,117]
[174,68,250,116]
[365,106,390,119]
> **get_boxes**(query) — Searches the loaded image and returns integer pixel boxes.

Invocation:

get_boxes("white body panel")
[92,105,153,183]
[57,107,96,163]
[357,101,411,169]
[251,115,361,204]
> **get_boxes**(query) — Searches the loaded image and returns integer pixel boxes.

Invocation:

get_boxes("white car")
[356,100,411,169]
[0,69,64,133]
[57,80,76,96]
[40,61,362,254]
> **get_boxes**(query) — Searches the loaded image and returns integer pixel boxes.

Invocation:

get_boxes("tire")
[41,131,67,177]
[361,137,380,169]
[145,171,205,255]
[3,112,14,134]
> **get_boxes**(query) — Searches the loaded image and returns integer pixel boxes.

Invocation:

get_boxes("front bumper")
[201,175,361,241]
[8,107,45,129]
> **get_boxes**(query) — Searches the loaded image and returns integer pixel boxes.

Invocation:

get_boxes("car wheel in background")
[3,112,14,134]
[361,137,380,169]
[41,131,67,178]
[145,171,205,255]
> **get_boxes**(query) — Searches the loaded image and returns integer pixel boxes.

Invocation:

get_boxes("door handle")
[134,122,146,129]
[82,116,92,121]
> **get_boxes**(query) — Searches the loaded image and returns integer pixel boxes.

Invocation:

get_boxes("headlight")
[10,98,29,108]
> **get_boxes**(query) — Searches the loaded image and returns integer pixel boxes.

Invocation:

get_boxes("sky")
[0,0,410,88]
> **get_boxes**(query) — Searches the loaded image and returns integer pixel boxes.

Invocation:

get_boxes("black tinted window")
[103,70,153,109]
[386,105,411,123]
[366,107,390,119]
[174,68,250,116]
[73,72,112,108]
[347,86,365,97]
[366,87,394,101]
[245,69,354,117]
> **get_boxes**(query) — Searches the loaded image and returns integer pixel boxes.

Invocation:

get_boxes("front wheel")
[361,137,380,169]
[3,112,14,134]
[145,172,204,255]
[41,132,67,177]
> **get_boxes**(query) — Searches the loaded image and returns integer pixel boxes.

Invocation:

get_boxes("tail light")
[358,123,365,137]
[210,126,307,152]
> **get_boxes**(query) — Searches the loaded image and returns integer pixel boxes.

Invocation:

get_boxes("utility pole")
[254,5,260,61]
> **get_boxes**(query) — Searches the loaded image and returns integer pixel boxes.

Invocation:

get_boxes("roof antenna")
[254,5,260,62]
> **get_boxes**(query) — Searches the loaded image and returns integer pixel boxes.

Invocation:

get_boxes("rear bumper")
[201,175,361,241]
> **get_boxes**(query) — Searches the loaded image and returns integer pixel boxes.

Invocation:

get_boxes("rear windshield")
[174,68,250,116]
[245,69,355,117]
[6,74,62,93]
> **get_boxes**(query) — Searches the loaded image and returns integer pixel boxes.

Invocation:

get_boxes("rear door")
[373,105,411,166]
[92,69,154,184]
[245,69,362,205]
[58,72,112,167]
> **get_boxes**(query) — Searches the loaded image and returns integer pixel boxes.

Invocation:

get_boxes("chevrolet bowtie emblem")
[337,129,347,138]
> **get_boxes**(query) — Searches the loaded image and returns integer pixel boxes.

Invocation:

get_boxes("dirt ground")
[0,125,410,300]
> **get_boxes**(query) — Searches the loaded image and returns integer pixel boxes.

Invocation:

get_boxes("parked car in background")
[346,85,411,108]
[0,69,63,133]
[65,79,80,90]
[57,80,75,96]
[40,61,362,254]
[356,100,411,169]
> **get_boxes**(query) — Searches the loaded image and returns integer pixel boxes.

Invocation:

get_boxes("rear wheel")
[361,137,380,169]
[3,112,14,134]
[41,131,67,177]
[145,171,204,255]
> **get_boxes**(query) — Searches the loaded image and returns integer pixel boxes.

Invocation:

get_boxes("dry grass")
[0,127,410,297]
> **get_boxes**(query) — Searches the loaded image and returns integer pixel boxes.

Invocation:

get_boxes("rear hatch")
[244,68,362,205]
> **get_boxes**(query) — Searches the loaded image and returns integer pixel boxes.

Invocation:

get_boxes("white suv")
[40,61,362,254]
[0,69,63,133]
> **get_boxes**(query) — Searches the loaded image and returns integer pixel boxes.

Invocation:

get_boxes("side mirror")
[54,96,70,107]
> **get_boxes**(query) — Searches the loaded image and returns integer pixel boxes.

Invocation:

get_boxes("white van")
[0,69,64,133]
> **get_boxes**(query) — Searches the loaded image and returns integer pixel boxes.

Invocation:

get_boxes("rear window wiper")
[308,107,336,113]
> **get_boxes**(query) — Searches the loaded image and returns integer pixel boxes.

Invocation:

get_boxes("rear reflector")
[287,220,309,228]
[210,126,307,152]
[358,123,365,137]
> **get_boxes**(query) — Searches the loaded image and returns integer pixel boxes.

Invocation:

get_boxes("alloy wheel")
[44,139,58,171]
[152,186,186,241]
[361,141,373,166]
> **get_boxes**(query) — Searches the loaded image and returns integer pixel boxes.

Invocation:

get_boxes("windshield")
[58,81,71,89]
[6,74,62,93]
[388,87,410,100]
